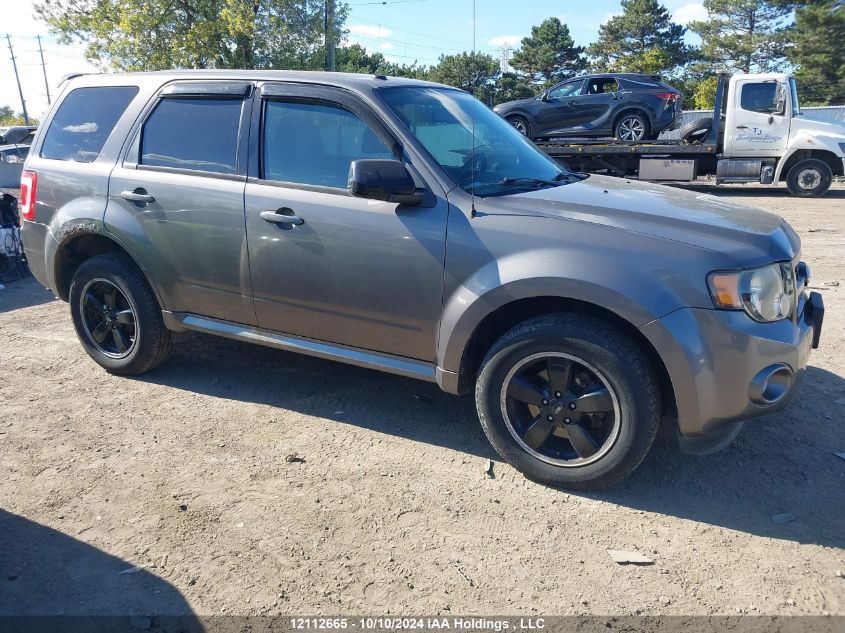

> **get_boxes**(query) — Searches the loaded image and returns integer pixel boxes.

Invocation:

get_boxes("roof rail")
[59,72,92,85]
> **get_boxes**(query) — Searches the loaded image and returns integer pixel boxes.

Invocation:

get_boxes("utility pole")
[325,0,336,72]
[5,34,30,124]
[37,35,51,106]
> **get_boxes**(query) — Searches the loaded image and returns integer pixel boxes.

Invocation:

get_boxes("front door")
[244,84,448,361]
[725,79,791,157]
[537,79,585,135]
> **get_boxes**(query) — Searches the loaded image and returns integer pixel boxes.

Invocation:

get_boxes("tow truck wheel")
[786,159,832,197]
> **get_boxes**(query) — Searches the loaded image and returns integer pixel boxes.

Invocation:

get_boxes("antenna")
[470,0,477,218]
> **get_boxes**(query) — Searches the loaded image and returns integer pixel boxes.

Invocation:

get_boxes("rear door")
[107,81,255,325]
[567,77,619,132]
[243,83,448,361]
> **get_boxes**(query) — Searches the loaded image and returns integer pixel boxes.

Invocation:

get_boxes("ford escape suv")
[20,71,824,489]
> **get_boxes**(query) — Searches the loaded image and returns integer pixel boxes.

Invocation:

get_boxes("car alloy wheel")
[509,118,529,136]
[617,116,646,141]
[78,278,138,358]
[499,352,621,467]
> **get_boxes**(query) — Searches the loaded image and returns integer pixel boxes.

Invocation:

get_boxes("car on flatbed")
[534,72,845,197]
[20,70,824,489]
[493,73,682,142]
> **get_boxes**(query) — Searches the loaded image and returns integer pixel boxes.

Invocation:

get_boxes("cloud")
[379,42,395,51]
[346,24,393,40]
[672,2,708,24]
[488,35,521,48]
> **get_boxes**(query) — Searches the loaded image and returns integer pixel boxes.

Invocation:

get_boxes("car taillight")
[20,170,37,221]
[655,92,679,101]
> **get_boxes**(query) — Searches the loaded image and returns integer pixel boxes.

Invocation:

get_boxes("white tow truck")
[536,72,845,197]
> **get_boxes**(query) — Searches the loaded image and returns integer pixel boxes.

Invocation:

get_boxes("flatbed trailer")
[531,72,845,197]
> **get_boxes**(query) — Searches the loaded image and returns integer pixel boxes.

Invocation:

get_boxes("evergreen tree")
[690,0,792,73]
[787,0,845,104]
[428,52,500,101]
[510,18,586,87]
[587,0,692,75]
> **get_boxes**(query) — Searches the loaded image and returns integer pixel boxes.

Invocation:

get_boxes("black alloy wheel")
[79,278,137,357]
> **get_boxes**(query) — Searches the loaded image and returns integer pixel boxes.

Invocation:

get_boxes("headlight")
[839,142,845,155]
[708,263,796,322]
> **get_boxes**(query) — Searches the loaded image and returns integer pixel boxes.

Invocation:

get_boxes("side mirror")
[348,159,424,206]
[540,90,550,102]
[774,85,787,115]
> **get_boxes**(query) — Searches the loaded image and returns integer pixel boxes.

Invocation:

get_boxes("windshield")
[789,77,801,116]
[378,86,570,196]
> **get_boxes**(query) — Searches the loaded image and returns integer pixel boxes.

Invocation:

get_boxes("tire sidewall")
[615,112,649,141]
[787,159,832,197]
[69,256,157,373]
[476,320,658,488]
[508,115,531,138]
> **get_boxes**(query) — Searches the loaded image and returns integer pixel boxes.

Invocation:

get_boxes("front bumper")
[640,292,823,452]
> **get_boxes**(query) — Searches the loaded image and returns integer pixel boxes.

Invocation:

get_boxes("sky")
[1,0,707,120]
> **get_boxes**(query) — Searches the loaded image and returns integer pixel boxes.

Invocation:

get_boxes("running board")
[161,311,437,383]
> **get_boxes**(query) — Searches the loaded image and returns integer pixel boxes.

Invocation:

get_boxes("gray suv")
[20,71,824,489]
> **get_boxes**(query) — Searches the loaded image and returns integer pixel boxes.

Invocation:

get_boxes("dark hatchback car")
[494,73,682,141]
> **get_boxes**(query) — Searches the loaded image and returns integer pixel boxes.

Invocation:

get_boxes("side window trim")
[247,84,405,192]
[122,82,254,179]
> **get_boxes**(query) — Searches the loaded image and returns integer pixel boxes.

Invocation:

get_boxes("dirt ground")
[1,183,844,620]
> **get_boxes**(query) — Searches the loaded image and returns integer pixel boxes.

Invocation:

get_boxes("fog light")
[749,364,793,405]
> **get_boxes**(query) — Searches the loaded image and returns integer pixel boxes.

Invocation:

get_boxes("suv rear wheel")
[614,112,649,142]
[475,313,660,489]
[69,253,172,375]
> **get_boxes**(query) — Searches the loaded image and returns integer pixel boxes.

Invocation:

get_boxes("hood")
[790,115,845,148]
[494,96,539,113]
[485,175,799,266]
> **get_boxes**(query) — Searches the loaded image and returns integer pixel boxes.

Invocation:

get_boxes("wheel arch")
[450,295,676,418]
[52,228,164,308]
[612,107,653,133]
[775,148,843,182]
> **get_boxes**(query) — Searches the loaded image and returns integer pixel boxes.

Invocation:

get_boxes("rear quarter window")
[40,86,139,162]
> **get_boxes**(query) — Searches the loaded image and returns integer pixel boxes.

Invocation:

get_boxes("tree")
[35,0,345,71]
[587,0,692,75]
[428,52,499,101]
[510,18,586,87]
[493,72,535,104]
[335,44,428,80]
[787,0,845,105]
[0,106,34,126]
[690,0,793,73]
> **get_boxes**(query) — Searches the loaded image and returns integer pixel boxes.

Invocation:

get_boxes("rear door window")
[40,86,139,162]
[140,98,243,175]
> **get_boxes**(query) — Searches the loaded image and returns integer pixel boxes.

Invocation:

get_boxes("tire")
[475,313,660,490]
[69,253,172,375]
[614,112,649,142]
[507,115,531,138]
[785,158,832,197]
[677,118,712,145]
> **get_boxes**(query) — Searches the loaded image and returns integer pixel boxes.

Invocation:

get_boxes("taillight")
[655,92,679,101]
[20,170,37,221]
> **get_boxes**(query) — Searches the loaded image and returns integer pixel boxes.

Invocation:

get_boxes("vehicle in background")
[494,73,682,142]
[0,125,37,145]
[536,72,845,197]
[20,71,823,489]
[0,144,30,188]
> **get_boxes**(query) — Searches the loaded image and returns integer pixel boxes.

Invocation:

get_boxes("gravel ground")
[1,183,844,619]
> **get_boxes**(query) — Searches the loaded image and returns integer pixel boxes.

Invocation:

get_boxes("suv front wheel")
[69,253,172,375]
[475,314,660,489]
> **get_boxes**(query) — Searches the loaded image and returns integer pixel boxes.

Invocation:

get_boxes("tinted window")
[41,86,138,162]
[585,78,619,94]
[262,100,393,188]
[141,98,242,174]
[741,82,779,113]
[548,81,583,99]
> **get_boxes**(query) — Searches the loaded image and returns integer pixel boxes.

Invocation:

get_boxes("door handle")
[568,100,577,105]
[260,209,304,226]
[736,125,749,130]
[120,189,155,204]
